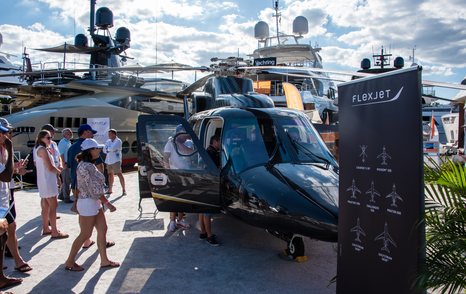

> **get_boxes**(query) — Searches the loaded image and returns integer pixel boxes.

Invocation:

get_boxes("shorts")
[6,189,16,224]
[106,161,122,174]
[77,198,101,216]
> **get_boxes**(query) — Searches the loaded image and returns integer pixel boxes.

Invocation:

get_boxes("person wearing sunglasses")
[33,130,68,239]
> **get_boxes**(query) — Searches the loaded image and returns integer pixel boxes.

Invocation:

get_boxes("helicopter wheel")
[279,235,308,263]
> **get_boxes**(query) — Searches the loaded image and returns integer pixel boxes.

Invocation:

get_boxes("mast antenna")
[273,1,281,45]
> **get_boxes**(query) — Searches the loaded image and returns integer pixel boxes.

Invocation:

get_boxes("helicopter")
[137,57,340,261]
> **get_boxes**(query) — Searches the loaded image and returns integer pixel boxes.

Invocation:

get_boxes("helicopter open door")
[137,115,221,213]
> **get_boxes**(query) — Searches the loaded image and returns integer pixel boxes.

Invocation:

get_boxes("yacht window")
[73,118,80,128]
[57,117,64,128]
[66,117,72,128]
[122,141,130,154]
[131,141,138,154]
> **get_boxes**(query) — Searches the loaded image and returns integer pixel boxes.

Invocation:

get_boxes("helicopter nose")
[232,163,339,242]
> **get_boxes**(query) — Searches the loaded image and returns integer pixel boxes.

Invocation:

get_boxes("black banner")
[336,67,424,294]
[253,57,277,66]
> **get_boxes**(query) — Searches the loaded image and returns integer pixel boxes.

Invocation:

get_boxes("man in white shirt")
[58,128,73,203]
[103,129,126,196]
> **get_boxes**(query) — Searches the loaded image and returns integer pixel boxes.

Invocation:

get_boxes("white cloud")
[2,0,466,87]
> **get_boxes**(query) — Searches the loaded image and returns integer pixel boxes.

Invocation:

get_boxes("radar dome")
[116,27,131,43]
[293,16,308,36]
[394,57,404,68]
[361,58,371,70]
[74,34,88,47]
[254,21,269,40]
[96,7,113,29]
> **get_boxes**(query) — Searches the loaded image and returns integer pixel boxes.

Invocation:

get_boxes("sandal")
[51,232,69,239]
[100,261,120,268]
[15,263,32,273]
[64,263,84,272]
[0,277,23,289]
[82,241,95,249]
[106,241,115,248]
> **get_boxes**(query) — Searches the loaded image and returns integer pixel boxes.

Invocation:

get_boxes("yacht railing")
[28,61,112,84]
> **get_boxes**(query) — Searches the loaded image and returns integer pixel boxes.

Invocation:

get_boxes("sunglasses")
[45,136,52,140]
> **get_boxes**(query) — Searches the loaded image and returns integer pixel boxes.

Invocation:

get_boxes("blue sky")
[1,0,465,100]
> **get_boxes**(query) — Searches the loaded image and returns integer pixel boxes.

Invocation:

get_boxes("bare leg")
[6,222,27,268]
[107,172,114,193]
[95,209,118,267]
[199,214,206,234]
[0,233,22,285]
[203,215,213,237]
[65,215,95,268]
[41,198,51,233]
[117,173,126,193]
[46,197,60,236]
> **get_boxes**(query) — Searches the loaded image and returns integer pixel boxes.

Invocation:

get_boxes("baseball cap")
[41,124,57,132]
[81,138,104,151]
[0,118,13,130]
[0,125,8,133]
[175,124,185,133]
[77,124,98,134]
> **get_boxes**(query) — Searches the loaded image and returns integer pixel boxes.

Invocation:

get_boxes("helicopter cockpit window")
[144,122,204,171]
[279,114,334,165]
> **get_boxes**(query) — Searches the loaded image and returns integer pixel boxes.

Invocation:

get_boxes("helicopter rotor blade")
[177,73,215,97]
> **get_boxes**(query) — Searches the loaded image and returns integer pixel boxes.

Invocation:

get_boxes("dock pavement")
[4,171,337,293]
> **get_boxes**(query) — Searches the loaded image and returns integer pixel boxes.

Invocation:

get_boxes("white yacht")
[0,33,26,88]
[2,1,187,168]
[247,1,338,124]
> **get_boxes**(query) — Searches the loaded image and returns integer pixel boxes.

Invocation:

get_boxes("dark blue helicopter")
[137,63,339,260]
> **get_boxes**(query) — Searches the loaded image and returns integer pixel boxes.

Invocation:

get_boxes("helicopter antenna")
[273,1,281,45]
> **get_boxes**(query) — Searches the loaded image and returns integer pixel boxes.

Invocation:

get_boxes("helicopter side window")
[144,122,203,171]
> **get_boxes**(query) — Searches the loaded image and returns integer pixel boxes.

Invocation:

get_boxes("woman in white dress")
[34,130,68,239]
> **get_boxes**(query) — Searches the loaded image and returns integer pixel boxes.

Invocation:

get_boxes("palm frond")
[419,158,466,293]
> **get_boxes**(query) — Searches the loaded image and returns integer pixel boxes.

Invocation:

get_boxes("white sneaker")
[168,220,177,232]
[176,219,191,230]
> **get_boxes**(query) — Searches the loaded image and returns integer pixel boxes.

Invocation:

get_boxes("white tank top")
[34,146,58,198]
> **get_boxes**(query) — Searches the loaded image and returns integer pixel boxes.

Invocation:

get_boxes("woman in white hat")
[64,139,119,271]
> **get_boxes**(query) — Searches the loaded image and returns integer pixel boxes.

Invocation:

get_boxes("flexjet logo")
[352,87,404,107]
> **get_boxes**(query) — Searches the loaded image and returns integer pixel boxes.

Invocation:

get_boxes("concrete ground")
[4,171,337,293]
